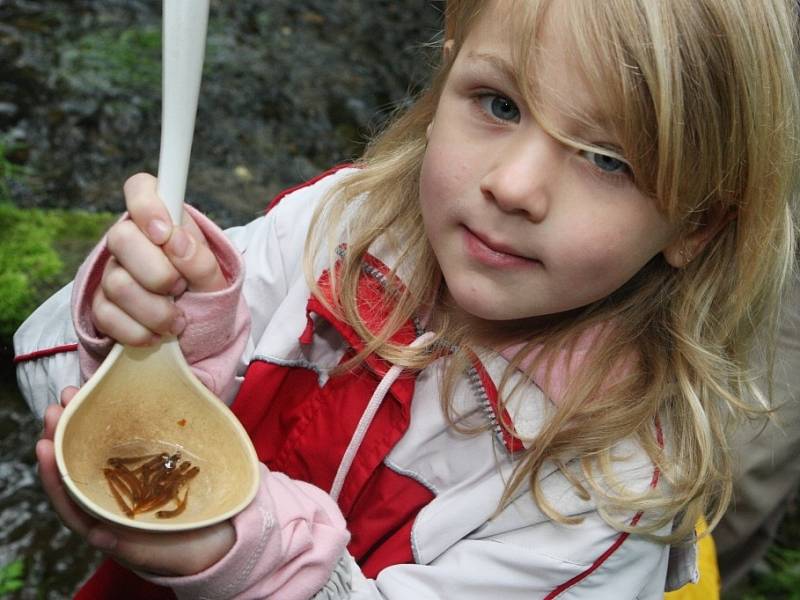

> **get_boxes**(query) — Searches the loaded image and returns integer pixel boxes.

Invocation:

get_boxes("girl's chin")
[443,291,532,338]
[445,282,532,322]
[441,286,582,343]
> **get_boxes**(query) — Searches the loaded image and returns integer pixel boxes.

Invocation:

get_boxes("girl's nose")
[479,133,556,222]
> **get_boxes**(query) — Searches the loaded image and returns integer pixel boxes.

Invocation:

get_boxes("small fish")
[102,452,198,519]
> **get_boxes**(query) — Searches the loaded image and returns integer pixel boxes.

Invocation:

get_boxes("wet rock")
[0,102,19,123]
[0,26,23,65]
[2,0,441,225]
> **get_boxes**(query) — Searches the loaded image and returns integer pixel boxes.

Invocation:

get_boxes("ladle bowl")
[55,340,258,531]
[53,0,259,532]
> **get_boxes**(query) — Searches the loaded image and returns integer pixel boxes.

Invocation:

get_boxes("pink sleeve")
[70,205,250,398]
[144,463,350,600]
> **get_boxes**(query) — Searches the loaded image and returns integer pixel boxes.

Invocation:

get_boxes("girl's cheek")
[559,237,625,278]
[419,147,455,203]
[418,155,438,207]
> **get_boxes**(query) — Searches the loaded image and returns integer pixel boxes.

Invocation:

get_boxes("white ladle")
[54,0,259,532]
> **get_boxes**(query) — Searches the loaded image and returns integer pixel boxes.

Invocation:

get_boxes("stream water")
[0,360,102,599]
[2,1,440,596]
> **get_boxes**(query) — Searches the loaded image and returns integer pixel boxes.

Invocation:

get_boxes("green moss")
[732,545,800,600]
[59,27,162,95]
[0,558,24,594]
[59,24,222,98]
[0,203,115,341]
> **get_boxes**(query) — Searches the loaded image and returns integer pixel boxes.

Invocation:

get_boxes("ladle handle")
[156,0,210,226]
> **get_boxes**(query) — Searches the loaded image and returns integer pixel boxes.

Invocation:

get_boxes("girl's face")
[420,0,681,327]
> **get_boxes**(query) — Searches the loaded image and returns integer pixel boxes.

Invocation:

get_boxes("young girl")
[14,0,799,598]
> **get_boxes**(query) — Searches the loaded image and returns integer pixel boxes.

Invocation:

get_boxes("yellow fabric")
[664,518,720,600]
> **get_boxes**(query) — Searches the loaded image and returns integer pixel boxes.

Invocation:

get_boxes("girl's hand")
[92,173,228,345]
[37,387,236,576]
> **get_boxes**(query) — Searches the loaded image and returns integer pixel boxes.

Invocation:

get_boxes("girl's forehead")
[460,0,579,89]
[459,0,609,134]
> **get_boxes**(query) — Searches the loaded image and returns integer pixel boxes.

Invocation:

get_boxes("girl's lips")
[462,226,541,268]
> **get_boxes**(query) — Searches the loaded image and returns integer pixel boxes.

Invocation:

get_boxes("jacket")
[14,166,695,599]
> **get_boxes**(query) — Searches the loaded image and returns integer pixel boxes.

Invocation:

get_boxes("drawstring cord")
[329,331,436,502]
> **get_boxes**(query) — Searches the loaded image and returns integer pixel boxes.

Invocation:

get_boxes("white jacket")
[15,167,695,599]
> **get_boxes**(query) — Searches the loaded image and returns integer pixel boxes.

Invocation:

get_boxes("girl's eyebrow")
[464,51,520,87]
[464,50,618,143]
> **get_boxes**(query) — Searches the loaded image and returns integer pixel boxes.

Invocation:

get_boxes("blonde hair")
[305,0,800,542]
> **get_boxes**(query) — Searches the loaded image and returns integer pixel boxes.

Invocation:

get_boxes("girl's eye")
[581,150,631,175]
[478,94,520,123]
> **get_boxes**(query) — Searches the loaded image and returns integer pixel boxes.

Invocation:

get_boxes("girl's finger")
[107,220,186,296]
[36,438,96,537]
[120,172,224,293]
[163,224,228,293]
[99,261,185,336]
[122,173,174,245]
[60,386,79,408]
[92,520,235,576]
[180,209,209,246]
[92,284,163,345]
[42,403,63,440]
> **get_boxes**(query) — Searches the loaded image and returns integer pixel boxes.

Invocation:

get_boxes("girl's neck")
[430,288,581,351]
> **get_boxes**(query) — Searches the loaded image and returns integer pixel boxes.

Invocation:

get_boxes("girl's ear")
[443,39,455,60]
[662,205,737,268]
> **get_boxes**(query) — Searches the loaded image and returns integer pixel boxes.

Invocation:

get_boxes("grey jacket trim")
[312,552,355,599]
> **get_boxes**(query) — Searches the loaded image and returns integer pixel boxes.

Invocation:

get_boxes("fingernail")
[170,228,193,259]
[88,528,117,550]
[147,219,171,244]
[171,315,187,336]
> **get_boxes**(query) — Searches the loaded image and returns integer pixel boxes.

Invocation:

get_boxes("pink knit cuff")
[145,463,350,600]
